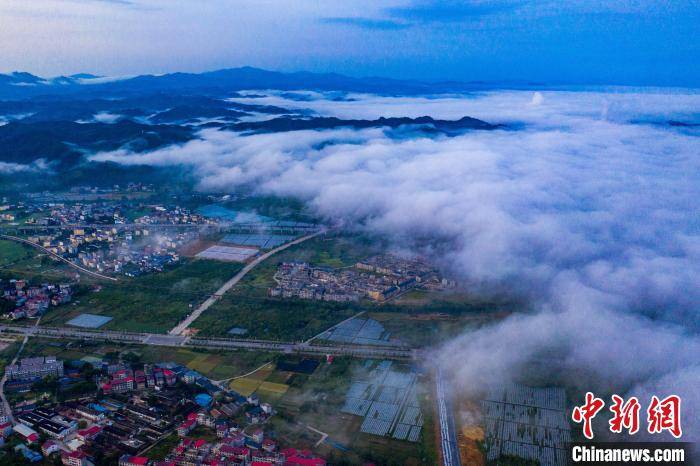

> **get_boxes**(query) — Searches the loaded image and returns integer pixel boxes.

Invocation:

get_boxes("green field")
[39,258,243,333]
[192,295,358,341]
[0,240,29,265]
[0,239,78,282]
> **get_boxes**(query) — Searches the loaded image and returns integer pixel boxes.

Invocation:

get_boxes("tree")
[122,352,142,365]
[0,298,15,314]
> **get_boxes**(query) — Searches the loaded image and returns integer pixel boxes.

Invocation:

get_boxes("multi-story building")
[5,356,64,380]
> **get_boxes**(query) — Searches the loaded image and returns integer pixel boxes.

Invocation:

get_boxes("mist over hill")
[1,68,699,444]
[0,72,500,182]
[88,87,700,442]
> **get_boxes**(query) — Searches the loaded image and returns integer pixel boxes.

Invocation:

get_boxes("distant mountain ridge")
[0,66,515,100]
[226,115,499,133]
[0,67,502,188]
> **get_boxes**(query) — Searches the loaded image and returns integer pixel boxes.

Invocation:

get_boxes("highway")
[0,234,118,281]
[436,367,461,466]
[0,324,415,360]
[169,229,328,335]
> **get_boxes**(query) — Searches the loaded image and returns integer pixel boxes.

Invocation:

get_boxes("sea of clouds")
[92,89,700,440]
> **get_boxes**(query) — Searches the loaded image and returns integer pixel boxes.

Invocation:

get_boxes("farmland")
[38,258,243,333]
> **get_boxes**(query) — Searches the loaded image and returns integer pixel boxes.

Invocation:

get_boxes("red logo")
[572,392,605,440]
[647,395,682,438]
[573,393,683,440]
[609,394,641,435]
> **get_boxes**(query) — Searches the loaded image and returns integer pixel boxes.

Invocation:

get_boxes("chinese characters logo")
[572,392,682,439]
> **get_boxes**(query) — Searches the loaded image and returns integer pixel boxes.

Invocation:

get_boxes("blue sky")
[1,0,699,86]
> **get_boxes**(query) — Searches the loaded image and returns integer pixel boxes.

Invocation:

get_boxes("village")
[1,279,73,321]
[1,353,327,466]
[1,197,217,277]
[269,254,456,303]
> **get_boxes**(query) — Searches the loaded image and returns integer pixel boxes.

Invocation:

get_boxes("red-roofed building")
[13,423,39,443]
[119,455,149,466]
[177,419,196,436]
[285,453,327,466]
[285,458,326,466]
[219,445,249,461]
[102,369,135,393]
[77,425,102,441]
[162,368,176,386]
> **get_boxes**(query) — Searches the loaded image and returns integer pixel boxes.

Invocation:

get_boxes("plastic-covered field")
[320,317,397,346]
[221,233,296,249]
[340,360,423,442]
[482,384,571,466]
[196,245,258,262]
[66,313,113,328]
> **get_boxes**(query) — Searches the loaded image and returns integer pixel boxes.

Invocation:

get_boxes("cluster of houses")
[5,196,220,278]
[100,365,178,393]
[140,437,327,466]
[131,205,215,227]
[269,254,455,303]
[0,355,326,466]
[1,279,72,320]
[22,225,194,277]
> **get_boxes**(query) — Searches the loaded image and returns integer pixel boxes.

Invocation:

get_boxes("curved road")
[0,234,118,282]
[169,229,326,335]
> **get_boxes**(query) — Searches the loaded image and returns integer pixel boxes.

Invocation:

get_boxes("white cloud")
[91,89,700,440]
[0,159,50,174]
[92,111,121,123]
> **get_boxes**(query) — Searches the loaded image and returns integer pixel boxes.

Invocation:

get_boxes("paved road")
[0,234,118,282]
[436,367,461,466]
[0,318,41,424]
[0,325,415,360]
[169,229,327,335]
